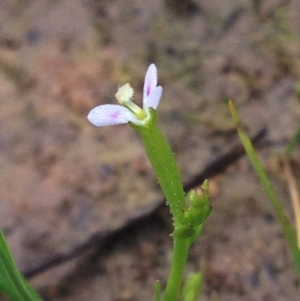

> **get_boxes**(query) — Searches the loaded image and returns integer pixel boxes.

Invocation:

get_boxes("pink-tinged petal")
[87,104,137,127]
[144,86,163,110]
[143,64,158,101]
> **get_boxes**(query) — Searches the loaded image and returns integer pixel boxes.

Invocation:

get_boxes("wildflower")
[87,64,163,127]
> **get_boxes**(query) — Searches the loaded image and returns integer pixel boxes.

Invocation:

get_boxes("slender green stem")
[229,100,300,275]
[131,111,191,301]
[163,237,190,301]
[155,281,162,301]
[132,110,209,300]
[131,110,185,225]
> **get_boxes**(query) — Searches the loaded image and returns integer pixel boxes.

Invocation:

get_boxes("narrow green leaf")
[0,230,41,301]
[229,100,300,276]
[0,260,23,301]
[286,123,300,158]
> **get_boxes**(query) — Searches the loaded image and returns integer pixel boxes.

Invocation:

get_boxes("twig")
[284,159,300,249]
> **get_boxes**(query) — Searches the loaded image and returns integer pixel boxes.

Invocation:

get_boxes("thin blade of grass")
[286,123,300,158]
[229,100,300,276]
[0,230,41,300]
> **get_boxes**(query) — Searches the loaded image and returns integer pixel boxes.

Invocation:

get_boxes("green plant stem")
[229,100,300,276]
[131,110,190,301]
[131,110,186,225]
[163,237,190,301]
[155,281,162,301]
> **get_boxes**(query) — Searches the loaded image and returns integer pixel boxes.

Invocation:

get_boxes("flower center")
[115,83,147,120]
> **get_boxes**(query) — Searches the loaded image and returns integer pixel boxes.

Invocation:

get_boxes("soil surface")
[0,0,300,300]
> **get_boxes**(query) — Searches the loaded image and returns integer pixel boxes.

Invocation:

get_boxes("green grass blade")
[0,230,41,301]
[229,100,300,276]
[286,123,300,158]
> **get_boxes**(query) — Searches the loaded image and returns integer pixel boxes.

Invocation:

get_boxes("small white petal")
[144,86,163,110]
[87,104,138,127]
[143,64,158,101]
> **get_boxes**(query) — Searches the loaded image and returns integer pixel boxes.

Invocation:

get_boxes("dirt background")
[0,0,300,300]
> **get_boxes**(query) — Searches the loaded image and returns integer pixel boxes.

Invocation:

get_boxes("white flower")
[87,64,163,127]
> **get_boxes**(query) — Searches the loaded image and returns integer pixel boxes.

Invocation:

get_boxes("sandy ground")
[0,0,300,300]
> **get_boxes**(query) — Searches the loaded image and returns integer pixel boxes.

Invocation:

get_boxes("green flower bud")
[188,180,209,208]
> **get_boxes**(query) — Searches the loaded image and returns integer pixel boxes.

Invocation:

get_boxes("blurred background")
[0,0,300,300]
